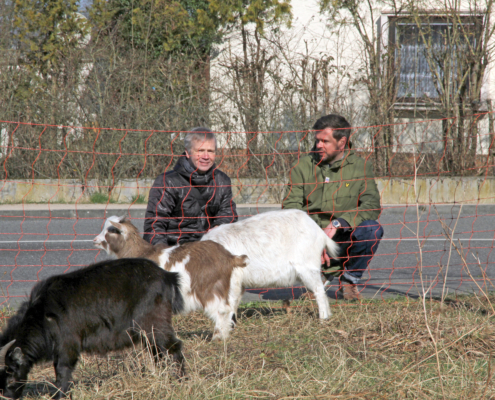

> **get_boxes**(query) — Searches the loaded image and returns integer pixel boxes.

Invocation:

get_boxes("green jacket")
[282,150,381,229]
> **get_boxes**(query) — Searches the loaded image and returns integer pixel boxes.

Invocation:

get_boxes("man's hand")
[321,223,336,266]
[323,224,337,240]
[321,249,330,267]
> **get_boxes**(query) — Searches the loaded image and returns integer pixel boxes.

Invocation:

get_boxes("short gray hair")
[184,127,217,153]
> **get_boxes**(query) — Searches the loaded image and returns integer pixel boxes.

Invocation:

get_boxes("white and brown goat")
[202,209,340,320]
[93,216,247,340]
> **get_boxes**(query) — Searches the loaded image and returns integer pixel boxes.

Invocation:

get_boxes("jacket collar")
[174,153,216,185]
[311,149,355,169]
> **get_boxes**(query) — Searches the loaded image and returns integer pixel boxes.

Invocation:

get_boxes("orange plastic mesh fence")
[1,113,494,306]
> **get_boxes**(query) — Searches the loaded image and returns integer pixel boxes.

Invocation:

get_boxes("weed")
[90,192,115,204]
[131,194,147,204]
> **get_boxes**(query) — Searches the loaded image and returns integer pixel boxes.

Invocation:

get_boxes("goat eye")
[107,227,120,234]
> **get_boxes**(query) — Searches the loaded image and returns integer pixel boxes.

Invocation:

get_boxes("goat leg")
[53,352,78,398]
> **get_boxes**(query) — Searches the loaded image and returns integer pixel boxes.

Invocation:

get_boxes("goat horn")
[0,340,16,369]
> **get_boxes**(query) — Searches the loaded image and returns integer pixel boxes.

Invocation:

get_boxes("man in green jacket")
[282,114,383,300]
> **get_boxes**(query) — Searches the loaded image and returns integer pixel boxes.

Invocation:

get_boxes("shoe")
[342,282,360,300]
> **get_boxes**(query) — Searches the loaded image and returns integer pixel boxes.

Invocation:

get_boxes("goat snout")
[93,236,106,249]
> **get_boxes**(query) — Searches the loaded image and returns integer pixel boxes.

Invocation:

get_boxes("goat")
[94,216,248,340]
[201,209,340,320]
[0,258,185,399]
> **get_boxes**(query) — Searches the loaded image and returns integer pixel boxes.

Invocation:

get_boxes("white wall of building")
[209,0,495,154]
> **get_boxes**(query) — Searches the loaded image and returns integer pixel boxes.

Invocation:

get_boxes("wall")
[1,177,495,204]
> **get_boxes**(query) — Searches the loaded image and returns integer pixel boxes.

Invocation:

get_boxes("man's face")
[185,138,216,173]
[315,128,346,164]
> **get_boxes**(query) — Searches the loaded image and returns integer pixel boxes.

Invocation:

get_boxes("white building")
[209,0,495,155]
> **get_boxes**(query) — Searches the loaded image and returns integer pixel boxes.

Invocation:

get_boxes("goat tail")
[234,255,248,269]
[163,271,185,314]
[171,280,185,314]
[324,236,340,260]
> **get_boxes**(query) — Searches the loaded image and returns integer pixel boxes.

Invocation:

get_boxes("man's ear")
[185,150,190,159]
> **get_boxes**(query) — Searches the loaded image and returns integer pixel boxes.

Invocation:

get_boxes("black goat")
[0,258,185,399]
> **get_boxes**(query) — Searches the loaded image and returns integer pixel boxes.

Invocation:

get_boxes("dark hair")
[184,127,217,153]
[312,114,351,147]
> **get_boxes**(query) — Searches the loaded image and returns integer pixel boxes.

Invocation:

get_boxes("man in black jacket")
[144,127,238,245]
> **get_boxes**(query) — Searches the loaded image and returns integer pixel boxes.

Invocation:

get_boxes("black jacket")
[143,155,238,245]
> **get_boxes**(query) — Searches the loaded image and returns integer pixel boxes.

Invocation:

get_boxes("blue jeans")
[328,220,383,284]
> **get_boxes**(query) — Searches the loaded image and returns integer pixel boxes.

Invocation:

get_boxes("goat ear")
[119,215,127,223]
[11,348,26,366]
[109,220,123,231]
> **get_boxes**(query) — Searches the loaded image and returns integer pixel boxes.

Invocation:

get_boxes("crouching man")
[282,114,383,300]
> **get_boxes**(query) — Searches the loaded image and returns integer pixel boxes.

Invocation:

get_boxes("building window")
[389,16,481,107]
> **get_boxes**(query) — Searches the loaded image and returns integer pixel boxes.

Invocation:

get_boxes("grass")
[131,194,147,204]
[89,192,116,204]
[12,294,495,399]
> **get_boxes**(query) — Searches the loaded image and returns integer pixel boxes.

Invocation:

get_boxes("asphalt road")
[1,204,495,307]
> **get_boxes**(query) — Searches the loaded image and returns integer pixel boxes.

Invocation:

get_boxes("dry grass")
[11,294,495,399]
